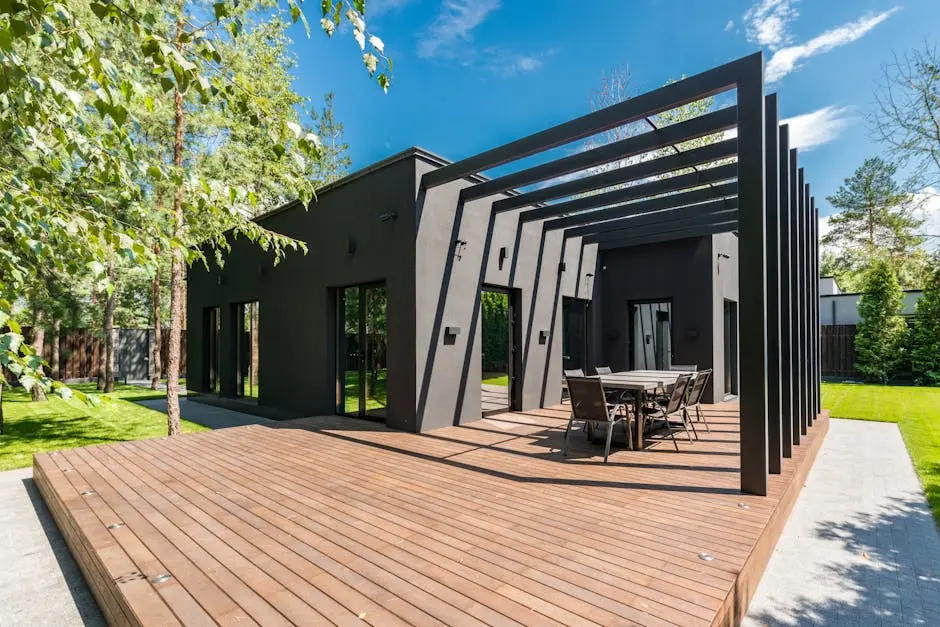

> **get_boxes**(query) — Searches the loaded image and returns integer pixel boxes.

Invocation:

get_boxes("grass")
[0,382,209,471]
[343,370,388,413]
[482,373,509,386]
[822,382,940,526]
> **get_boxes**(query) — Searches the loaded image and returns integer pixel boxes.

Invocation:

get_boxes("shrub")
[911,257,940,385]
[855,258,908,383]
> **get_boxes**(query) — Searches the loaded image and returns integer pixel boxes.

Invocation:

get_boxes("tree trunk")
[30,317,47,402]
[151,263,162,390]
[104,256,116,393]
[96,300,106,390]
[165,2,185,437]
[51,319,60,380]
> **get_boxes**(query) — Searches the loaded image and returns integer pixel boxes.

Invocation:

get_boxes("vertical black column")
[778,126,793,458]
[789,150,801,447]
[737,54,769,496]
[812,196,821,417]
[804,182,813,428]
[764,95,782,474]
[797,167,808,435]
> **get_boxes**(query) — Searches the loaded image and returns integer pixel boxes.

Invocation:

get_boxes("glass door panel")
[481,289,511,415]
[339,286,362,415]
[364,286,388,418]
[235,301,259,399]
[632,301,672,370]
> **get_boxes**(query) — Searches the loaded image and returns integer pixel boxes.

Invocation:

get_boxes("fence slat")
[821,324,857,379]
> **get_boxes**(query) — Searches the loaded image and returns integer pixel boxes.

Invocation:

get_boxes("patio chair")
[683,368,712,432]
[669,364,698,372]
[641,372,694,451]
[593,365,636,405]
[594,366,612,375]
[563,376,633,463]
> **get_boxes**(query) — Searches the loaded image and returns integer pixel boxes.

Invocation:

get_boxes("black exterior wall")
[592,234,738,404]
[186,150,419,431]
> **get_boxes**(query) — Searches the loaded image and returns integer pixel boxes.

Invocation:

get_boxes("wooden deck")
[34,403,828,626]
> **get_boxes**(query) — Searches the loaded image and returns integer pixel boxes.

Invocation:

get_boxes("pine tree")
[911,256,940,384]
[855,258,908,382]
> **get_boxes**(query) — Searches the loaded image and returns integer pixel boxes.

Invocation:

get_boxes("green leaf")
[213,2,230,20]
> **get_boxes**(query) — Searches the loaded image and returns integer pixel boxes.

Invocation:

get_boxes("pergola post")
[804,182,813,428]
[789,149,801,447]
[778,125,793,458]
[764,94,782,474]
[737,54,769,496]
[797,168,808,435]
[812,196,820,417]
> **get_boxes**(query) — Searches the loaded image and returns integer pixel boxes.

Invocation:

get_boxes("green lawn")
[343,370,388,413]
[823,382,940,525]
[482,373,509,386]
[0,383,209,471]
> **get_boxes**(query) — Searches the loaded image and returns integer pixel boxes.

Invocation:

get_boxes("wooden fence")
[820,324,858,379]
[22,328,186,381]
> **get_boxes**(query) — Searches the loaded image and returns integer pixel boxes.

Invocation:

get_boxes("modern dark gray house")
[187,52,822,496]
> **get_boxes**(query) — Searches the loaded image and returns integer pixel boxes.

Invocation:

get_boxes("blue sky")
[287,0,940,221]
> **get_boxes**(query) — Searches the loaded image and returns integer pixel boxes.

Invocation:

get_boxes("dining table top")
[594,369,697,391]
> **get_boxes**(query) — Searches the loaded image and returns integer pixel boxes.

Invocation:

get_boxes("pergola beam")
[564,201,739,240]
[593,222,737,250]
[543,182,738,232]
[519,163,737,223]
[423,54,756,188]
[493,139,737,213]
[765,94,782,475]
[461,107,738,201]
[778,124,793,459]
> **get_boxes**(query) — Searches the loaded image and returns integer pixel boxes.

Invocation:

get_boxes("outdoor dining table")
[595,370,696,450]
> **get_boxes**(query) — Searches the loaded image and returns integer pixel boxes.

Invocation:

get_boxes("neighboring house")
[186,147,742,432]
[819,276,922,325]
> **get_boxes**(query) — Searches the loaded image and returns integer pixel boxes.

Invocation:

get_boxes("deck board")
[34,403,828,626]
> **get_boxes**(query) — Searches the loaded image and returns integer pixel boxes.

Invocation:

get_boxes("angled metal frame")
[417,52,823,496]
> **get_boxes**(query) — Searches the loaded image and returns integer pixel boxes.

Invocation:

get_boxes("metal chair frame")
[563,376,633,463]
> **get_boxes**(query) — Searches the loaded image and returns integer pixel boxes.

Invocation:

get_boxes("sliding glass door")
[204,307,221,394]
[338,283,388,419]
[235,301,259,399]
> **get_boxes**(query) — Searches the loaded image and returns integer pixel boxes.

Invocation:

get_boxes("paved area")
[745,418,940,626]
[135,397,276,430]
[0,466,104,626]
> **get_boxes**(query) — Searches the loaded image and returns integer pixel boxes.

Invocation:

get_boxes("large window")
[204,307,221,394]
[337,284,387,419]
[235,301,259,399]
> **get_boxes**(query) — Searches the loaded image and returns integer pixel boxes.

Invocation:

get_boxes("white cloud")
[744,0,799,50]
[765,7,900,83]
[781,105,853,151]
[724,19,735,32]
[482,47,554,77]
[418,0,501,59]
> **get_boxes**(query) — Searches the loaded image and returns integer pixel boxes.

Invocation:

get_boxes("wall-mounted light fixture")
[454,239,467,260]
[346,237,357,255]
[716,252,730,274]
[539,330,549,344]
[558,261,566,273]
[498,246,507,271]
[445,325,461,337]
[378,211,398,222]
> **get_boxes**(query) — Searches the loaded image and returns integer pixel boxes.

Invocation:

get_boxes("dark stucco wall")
[594,236,717,394]
[186,153,418,430]
[413,159,595,431]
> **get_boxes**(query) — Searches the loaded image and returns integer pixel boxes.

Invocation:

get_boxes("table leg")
[634,389,644,450]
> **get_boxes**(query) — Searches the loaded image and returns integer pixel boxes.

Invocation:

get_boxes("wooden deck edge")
[33,453,142,627]
[711,410,831,627]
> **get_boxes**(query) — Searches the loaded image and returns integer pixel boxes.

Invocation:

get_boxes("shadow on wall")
[746,493,940,626]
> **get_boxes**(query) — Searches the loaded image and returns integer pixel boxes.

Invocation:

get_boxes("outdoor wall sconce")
[453,239,467,260]
[558,261,566,273]
[378,211,398,222]
[498,246,507,271]
[444,325,461,337]
[346,237,357,255]
[716,252,730,274]
[686,328,699,340]
[539,330,549,344]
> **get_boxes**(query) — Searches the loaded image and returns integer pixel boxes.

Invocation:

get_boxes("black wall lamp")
[454,239,467,260]
[346,237,357,255]
[498,246,507,271]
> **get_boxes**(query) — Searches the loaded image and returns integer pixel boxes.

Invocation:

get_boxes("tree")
[855,258,908,383]
[824,157,926,288]
[911,255,940,384]
[0,0,391,425]
[873,42,940,188]
[312,93,352,185]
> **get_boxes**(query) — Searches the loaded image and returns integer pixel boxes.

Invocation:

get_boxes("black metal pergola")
[421,52,821,496]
